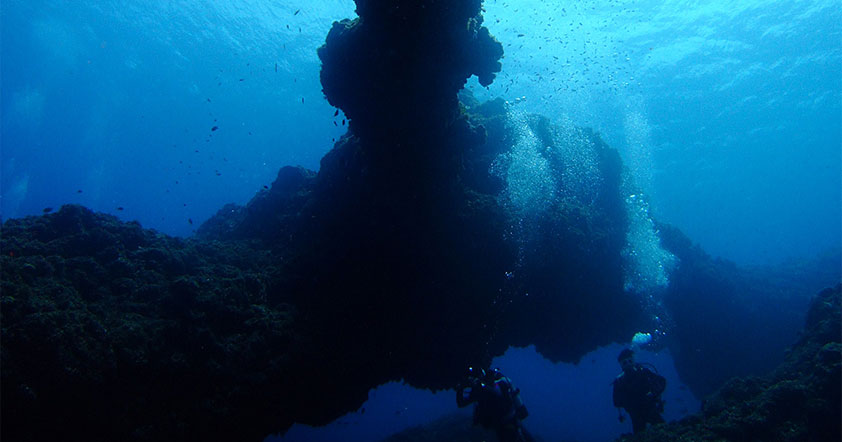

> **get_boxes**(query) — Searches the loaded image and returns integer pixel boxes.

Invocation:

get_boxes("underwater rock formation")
[658,224,839,398]
[0,205,299,441]
[621,284,841,442]
[2,1,642,439]
[372,285,841,442]
[196,165,315,245]
[197,104,639,429]
[460,96,640,362]
[200,92,642,389]
[318,0,503,138]
[203,0,639,428]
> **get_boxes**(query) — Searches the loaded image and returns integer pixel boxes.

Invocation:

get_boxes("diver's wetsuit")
[613,363,666,434]
[457,374,534,442]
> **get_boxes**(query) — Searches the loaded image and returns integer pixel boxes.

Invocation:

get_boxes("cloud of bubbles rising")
[493,105,604,216]
[620,106,675,298]
[492,104,606,269]
[492,106,558,219]
[620,112,676,346]
[621,188,675,294]
[494,103,675,304]
[550,114,602,207]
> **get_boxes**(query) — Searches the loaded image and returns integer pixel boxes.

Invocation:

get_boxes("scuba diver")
[612,348,666,434]
[456,367,534,442]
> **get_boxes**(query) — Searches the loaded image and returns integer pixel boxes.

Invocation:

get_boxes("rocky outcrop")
[0,205,298,441]
[196,165,315,246]
[318,0,502,138]
[0,99,642,442]
[1,0,640,439]
[658,224,839,398]
[621,284,841,442]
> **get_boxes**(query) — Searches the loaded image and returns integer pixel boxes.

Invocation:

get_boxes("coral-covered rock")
[197,166,315,245]
[318,0,502,138]
[1,205,298,442]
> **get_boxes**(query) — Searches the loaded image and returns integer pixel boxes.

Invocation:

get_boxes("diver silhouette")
[456,367,535,442]
[612,348,666,434]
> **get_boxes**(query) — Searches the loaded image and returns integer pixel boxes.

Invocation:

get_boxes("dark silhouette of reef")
[1,1,637,440]
[620,284,841,442]
[319,0,502,139]
[195,92,639,424]
[1,87,641,442]
[374,285,841,442]
[658,224,841,399]
[1,205,300,441]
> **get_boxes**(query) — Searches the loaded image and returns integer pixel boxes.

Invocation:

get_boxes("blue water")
[467,0,842,266]
[2,0,839,440]
[2,0,839,265]
[2,0,353,236]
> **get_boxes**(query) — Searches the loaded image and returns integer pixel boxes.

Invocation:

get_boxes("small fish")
[275,63,278,72]
[77,189,83,193]
[207,98,212,102]
[117,207,124,211]
[334,109,339,116]
[301,97,304,104]
[294,9,300,15]
[239,78,244,82]
[42,207,53,213]
[188,218,193,225]
[263,185,269,189]
[211,126,218,131]
[334,121,337,126]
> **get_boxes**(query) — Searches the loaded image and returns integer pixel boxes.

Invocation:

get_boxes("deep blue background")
[2,0,839,266]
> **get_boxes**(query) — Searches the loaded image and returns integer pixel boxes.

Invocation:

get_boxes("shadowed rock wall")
[0,206,299,441]
[373,285,841,442]
[658,224,840,398]
[622,284,841,442]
